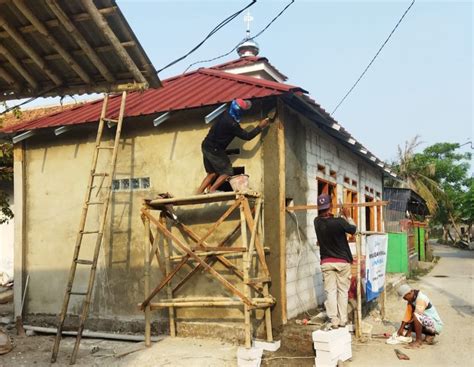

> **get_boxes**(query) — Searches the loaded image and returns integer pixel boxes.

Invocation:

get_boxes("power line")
[183,0,295,73]
[156,0,257,74]
[0,85,58,117]
[331,0,416,115]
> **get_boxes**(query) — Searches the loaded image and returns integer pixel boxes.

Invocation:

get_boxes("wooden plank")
[0,44,38,88]
[146,190,260,207]
[355,233,362,339]
[286,201,389,211]
[142,209,253,306]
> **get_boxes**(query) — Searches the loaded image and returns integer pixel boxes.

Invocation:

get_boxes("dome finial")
[237,10,260,58]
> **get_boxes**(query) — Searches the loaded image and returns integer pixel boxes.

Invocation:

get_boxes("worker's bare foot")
[405,340,423,349]
[424,335,436,345]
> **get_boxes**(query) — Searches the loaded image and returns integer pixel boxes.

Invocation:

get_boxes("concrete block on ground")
[237,347,263,367]
[312,326,350,342]
[252,339,281,352]
[315,343,351,363]
[314,355,338,367]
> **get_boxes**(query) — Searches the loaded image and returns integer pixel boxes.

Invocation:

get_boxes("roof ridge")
[197,68,304,92]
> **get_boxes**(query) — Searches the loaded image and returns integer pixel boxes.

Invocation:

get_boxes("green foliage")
[0,142,13,224]
[393,137,472,229]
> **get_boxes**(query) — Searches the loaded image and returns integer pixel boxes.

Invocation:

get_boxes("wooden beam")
[0,7,118,38]
[277,102,287,324]
[45,0,114,83]
[14,0,92,84]
[0,15,62,86]
[81,0,147,85]
[0,44,37,88]
[286,200,389,212]
[0,64,19,89]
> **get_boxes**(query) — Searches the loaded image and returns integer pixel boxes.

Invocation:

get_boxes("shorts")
[414,313,438,334]
[202,142,233,176]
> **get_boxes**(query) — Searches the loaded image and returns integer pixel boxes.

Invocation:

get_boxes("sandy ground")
[349,243,474,367]
[1,242,472,366]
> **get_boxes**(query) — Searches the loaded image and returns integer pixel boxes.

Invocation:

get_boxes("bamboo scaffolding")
[139,192,273,348]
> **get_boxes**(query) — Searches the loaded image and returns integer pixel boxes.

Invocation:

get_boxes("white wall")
[0,188,14,284]
[285,118,383,319]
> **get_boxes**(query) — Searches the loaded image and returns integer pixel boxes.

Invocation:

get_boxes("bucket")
[229,174,249,192]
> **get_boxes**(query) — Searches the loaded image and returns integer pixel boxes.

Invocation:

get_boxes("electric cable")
[0,85,58,116]
[183,0,295,73]
[156,0,257,74]
[331,0,416,114]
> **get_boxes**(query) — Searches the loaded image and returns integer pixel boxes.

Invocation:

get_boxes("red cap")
[235,98,252,110]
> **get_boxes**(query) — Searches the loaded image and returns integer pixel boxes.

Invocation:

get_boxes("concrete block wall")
[285,116,383,320]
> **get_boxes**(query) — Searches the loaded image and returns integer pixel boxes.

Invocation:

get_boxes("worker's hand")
[341,206,351,218]
[258,117,271,129]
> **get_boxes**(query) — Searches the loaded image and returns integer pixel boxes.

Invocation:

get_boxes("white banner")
[365,234,388,302]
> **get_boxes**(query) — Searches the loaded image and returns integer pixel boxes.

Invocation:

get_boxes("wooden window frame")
[365,195,375,231]
[317,177,337,215]
[344,188,358,241]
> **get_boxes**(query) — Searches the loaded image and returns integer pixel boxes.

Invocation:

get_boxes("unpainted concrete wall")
[284,108,383,319]
[19,107,268,330]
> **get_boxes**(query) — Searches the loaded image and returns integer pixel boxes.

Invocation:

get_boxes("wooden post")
[277,103,287,325]
[240,197,251,348]
[355,232,362,339]
[161,214,176,337]
[144,216,151,347]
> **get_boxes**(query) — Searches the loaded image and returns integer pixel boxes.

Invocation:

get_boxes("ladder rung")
[103,118,118,124]
[92,173,109,177]
[80,230,100,234]
[69,291,88,296]
[98,146,114,150]
[86,201,104,205]
[75,259,93,265]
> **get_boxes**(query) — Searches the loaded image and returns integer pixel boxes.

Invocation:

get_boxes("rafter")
[81,0,147,85]
[0,43,37,89]
[0,15,62,86]
[14,0,91,84]
[45,0,114,83]
[0,6,117,38]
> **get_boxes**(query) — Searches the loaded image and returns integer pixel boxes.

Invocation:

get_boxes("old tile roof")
[2,68,305,133]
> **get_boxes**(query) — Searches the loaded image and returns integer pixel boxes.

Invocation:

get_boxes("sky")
[4,0,473,167]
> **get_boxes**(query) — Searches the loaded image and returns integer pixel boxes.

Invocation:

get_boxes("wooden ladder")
[51,92,127,364]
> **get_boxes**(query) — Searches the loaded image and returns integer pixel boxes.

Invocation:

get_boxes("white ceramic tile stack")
[312,327,352,367]
[237,346,264,367]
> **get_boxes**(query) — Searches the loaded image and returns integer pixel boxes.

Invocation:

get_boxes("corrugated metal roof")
[0,0,160,101]
[3,68,305,133]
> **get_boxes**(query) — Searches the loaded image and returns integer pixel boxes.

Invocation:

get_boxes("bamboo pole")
[240,197,252,348]
[356,233,362,339]
[160,215,176,337]
[142,209,253,306]
[144,216,151,347]
[286,201,389,212]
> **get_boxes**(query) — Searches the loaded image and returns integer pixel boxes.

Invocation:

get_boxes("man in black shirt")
[196,99,271,194]
[314,194,357,330]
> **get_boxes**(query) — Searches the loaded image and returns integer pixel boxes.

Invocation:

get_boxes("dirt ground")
[1,243,472,366]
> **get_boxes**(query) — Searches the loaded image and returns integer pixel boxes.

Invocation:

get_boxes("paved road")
[350,243,474,367]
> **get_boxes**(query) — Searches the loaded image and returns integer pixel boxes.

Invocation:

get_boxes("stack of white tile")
[312,327,352,367]
[237,346,263,367]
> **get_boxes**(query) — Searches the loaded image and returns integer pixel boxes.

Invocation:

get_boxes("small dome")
[237,38,260,58]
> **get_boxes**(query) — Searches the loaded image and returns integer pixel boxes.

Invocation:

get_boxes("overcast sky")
[5,0,473,167]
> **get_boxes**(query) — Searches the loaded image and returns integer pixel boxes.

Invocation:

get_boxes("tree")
[392,137,472,243]
[0,142,13,224]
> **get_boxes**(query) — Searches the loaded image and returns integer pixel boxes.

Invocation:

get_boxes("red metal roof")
[4,68,304,133]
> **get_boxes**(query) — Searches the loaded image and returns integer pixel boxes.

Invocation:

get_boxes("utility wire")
[156,0,257,74]
[183,0,295,73]
[331,0,416,115]
[0,85,58,117]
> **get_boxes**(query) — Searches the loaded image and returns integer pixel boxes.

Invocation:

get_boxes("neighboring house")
[384,187,430,274]
[2,46,395,336]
